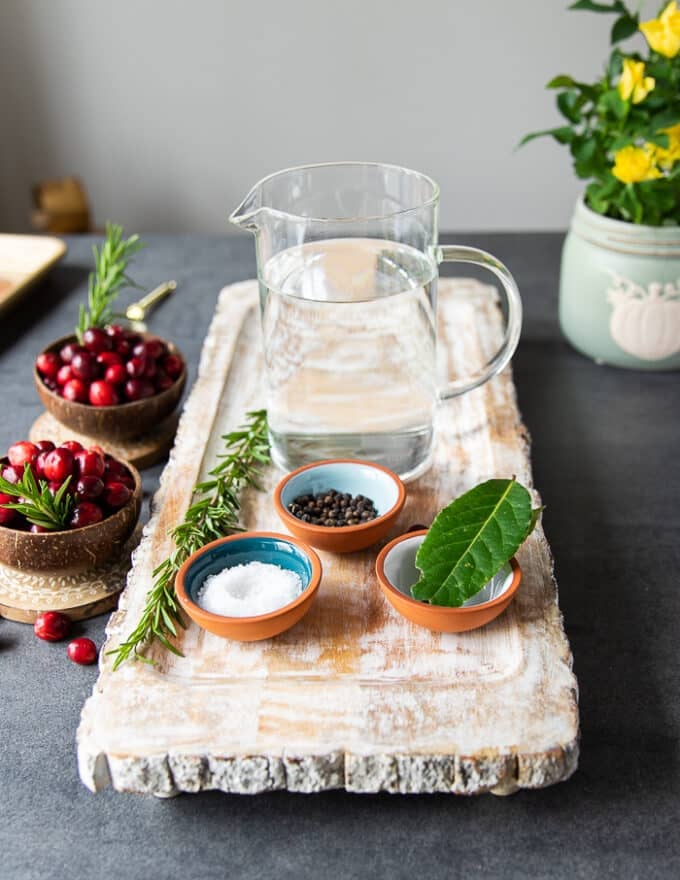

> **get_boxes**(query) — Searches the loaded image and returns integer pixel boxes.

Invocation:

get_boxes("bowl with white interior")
[375,529,522,633]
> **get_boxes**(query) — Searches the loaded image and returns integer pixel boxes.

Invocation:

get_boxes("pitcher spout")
[229,185,264,232]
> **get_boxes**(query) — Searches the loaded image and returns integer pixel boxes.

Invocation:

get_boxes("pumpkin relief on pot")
[606,272,680,361]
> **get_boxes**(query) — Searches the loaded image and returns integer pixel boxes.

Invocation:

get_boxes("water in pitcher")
[260,238,439,478]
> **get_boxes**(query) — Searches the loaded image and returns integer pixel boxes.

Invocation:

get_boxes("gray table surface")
[1,233,678,880]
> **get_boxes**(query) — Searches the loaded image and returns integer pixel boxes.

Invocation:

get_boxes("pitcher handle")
[435,245,523,400]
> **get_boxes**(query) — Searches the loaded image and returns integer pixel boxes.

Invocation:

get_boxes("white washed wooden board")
[77,279,579,796]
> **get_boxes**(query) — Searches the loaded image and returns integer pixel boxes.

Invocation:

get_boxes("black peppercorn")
[288,489,379,527]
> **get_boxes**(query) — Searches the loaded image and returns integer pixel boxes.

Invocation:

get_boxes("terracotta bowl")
[273,459,406,553]
[0,457,142,575]
[175,531,322,641]
[34,333,186,441]
[375,529,522,633]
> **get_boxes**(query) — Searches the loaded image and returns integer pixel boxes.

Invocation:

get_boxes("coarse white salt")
[196,561,304,618]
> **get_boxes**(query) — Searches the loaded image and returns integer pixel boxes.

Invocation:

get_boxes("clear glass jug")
[230,162,522,479]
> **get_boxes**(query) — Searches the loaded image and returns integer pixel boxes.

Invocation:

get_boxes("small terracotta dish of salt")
[175,531,322,641]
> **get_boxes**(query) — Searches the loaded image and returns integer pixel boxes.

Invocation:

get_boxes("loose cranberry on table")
[67,637,98,665]
[34,611,71,642]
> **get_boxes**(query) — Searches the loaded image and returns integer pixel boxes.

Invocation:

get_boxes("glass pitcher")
[230,162,522,479]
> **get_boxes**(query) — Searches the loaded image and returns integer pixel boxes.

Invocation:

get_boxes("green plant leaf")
[611,13,638,44]
[569,0,623,12]
[517,126,574,148]
[597,88,627,119]
[557,90,584,123]
[411,478,541,608]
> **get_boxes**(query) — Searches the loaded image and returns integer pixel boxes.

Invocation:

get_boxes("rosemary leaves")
[109,409,270,669]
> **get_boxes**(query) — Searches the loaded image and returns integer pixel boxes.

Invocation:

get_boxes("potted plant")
[523,0,680,369]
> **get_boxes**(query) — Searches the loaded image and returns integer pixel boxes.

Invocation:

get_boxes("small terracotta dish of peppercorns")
[0,438,141,574]
[34,324,186,442]
[273,459,406,553]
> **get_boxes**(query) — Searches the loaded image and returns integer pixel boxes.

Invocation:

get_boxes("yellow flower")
[618,59,655,103]
[655,123,680,169]
[640,1,680,58]
[612,145,663,183]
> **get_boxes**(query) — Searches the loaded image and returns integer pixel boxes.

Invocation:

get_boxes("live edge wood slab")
[77,279,579,797]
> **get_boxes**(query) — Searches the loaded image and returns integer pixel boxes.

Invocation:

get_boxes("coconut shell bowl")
[0,458,142,576]
[175,532,322,642]
[33,331,186,469]
[273,459,406,553]
[375,529,522,633]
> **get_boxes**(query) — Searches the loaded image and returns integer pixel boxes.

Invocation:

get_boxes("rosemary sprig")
[76,222,144,342]
[0,465,73,530]
[109,409,270,669]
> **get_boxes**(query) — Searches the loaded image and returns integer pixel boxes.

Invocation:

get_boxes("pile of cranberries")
[0,439,135,532]
[35,325,184,407]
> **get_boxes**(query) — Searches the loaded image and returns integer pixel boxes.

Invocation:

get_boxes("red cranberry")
[105,363,126,385]
[35,451,50,479]
[144,337,167,360]
[125,355,146,378]
[162,354,183,379]
[76,475,104,500]
[96,351,121,368]
[124,378,155,401]
[105,324,125,340]
[89,380,119,407]
[36,352,61,378]
[82,327,113,353]
[34,611,70,642]
[43,448,75,482]
[61,441,83,454]
[155,372,175,392]
[70,351,98,381]
[104,457,127,478]
[115,339,132,358]
[0,492,16,526]
[8,441,39,468]
[29,524,50,533]
[75,449,105,478]
[59,342,83,363]
[1,465,20,485]
[62,378,89,403]
[89,444,105,456]
[69,502,103,529]
[142,358,157,379]
[103,480,132,508]
[35,440,55,453]
[132,341,146,358]
[56,364,73,386]
[67,637,98,665]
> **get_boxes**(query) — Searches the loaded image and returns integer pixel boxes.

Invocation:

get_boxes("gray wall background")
[0,0,656,233]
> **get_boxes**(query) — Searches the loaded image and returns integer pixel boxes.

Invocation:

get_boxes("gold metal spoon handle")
[125,280,177,322]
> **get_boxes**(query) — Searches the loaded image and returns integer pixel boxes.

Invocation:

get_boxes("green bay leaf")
[411,478,540,607]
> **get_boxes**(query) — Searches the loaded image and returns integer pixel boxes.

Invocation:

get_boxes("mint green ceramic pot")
[560,198,680,369]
